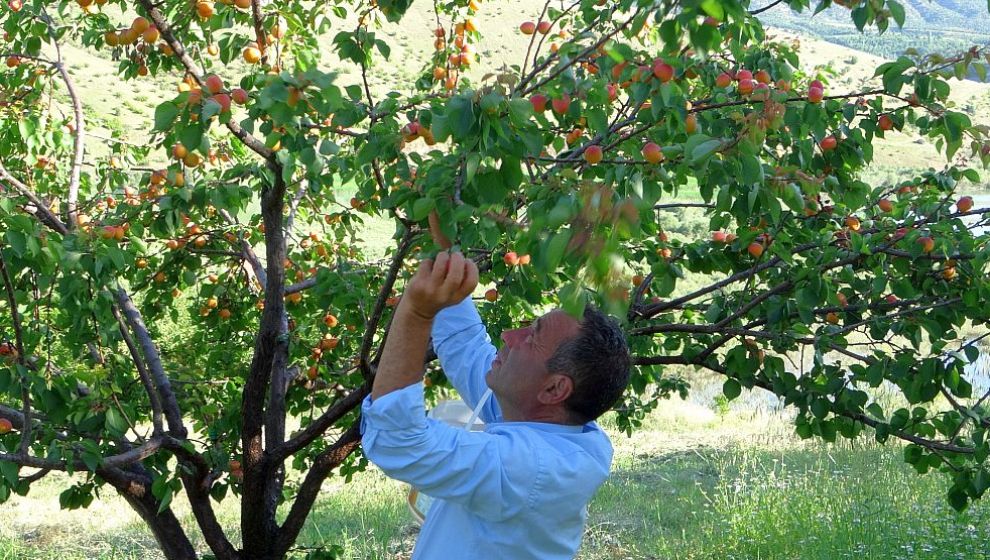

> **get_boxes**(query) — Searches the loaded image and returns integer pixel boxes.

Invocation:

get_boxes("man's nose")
[501,328,521,347]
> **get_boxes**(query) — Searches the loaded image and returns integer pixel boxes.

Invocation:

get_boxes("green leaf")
[780,184,805,214]
[17,117,36,142]
[320,139,340,156]
[465,152,481,185]
[153,103,180,132]
[411,196,434,221]
[866,402,885,420]
[544,229,571,271]
[104,408,128,436]
[903,444,923,464]
[447,95,476,140]
[375,39,390,59]
[688,137,721,164]
[559,281,587,319]
[5,230,27,257]
[851,6,868,30]
[699,0,724,20]
[722,378,742,400]
[0,460,17,487]
[81,449,101,472]
[811,398,829,419]
[157,485,174,514]
[180,125,204,152]
[740,154,764,185]
[469,171,505,205]
[586,108,608,136]
[881,57,914,94]
[498,157,523,191]
[948,485,969,512]
[887,0,905,27]
[507,98,533,128]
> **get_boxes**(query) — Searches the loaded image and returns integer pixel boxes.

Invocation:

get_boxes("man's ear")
[537,373,573,406]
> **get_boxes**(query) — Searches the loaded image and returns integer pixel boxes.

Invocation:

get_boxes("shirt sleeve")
[431,296,502,423]
[360,383,534,521]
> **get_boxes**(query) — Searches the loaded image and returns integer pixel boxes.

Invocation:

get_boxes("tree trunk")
[121,490,198,560]
[103,470,198,560]
[242,172,288,559]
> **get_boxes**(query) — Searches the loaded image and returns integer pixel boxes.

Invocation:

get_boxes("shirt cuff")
[360,382,428,433]
[432,296,482,342]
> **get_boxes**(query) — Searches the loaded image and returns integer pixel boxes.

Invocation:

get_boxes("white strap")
[465,388,492,431]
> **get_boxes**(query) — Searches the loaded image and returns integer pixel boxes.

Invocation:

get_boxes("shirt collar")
[493,421,586,433]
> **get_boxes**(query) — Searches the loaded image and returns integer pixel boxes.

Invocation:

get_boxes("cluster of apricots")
[502,251,531,266]
[523,54,838,167]
[95,4,286,73]
[432,18,476,91]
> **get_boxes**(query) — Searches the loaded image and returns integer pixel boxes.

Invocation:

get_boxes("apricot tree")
[1,0,990,558]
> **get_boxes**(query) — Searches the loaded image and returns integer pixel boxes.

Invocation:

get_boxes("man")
[360,250,631,559]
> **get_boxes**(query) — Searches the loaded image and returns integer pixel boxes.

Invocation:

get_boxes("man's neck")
[497,398,578,425]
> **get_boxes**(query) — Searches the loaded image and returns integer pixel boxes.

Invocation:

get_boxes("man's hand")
[371,251,478,399]
[401,251,478,321]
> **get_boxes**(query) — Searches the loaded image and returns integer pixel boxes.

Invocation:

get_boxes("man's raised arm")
[371,252,478,400]
[425,210,500,417]
[432,298,500,419]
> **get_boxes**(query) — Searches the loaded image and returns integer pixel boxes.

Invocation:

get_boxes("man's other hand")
[402,251,479,320]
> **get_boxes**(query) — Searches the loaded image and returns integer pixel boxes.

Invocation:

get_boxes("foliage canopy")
[1,0,990,557]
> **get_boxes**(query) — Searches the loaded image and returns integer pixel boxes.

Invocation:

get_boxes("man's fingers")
[415,259,434,280]
[431,251,450,283]
[442,252,465,292]
[459,260,480,297]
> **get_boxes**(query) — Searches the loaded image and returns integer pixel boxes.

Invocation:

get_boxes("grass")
[4,383,989,560]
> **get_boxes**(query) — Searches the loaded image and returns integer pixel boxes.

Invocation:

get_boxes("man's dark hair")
[546,306,631,424]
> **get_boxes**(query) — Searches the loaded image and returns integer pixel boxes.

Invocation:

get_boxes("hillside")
[757,0,990,72]
[763,27,989,185]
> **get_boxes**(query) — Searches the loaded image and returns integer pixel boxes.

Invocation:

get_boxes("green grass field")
[3,387,988,560]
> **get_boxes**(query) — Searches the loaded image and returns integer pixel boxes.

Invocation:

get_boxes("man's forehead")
[536,309,581,331]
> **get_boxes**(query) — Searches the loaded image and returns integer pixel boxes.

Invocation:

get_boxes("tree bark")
[101,468,198,560]
[241,165,288,558]
[275,424,363,557]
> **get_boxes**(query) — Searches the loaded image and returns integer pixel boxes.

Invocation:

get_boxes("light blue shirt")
[360,296,614,560]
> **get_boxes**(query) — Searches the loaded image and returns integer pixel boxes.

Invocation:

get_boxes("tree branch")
[273,388,368,462]
[357,228,418,380]
[159,437,239,560]
[241,163,288,553]
[749,0,786,16]
[0,161,68,234]
[111,304,164,435]
[519,5,642,96]
[0,245,31,455]
[0,435,166,471]
[115,288,185,437]
[275,423,362,557]
[135,0,274,160]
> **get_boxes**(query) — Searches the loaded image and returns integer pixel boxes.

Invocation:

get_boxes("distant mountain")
[755,0,990,75]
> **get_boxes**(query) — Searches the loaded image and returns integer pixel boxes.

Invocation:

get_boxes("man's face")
[486,309,582,410]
